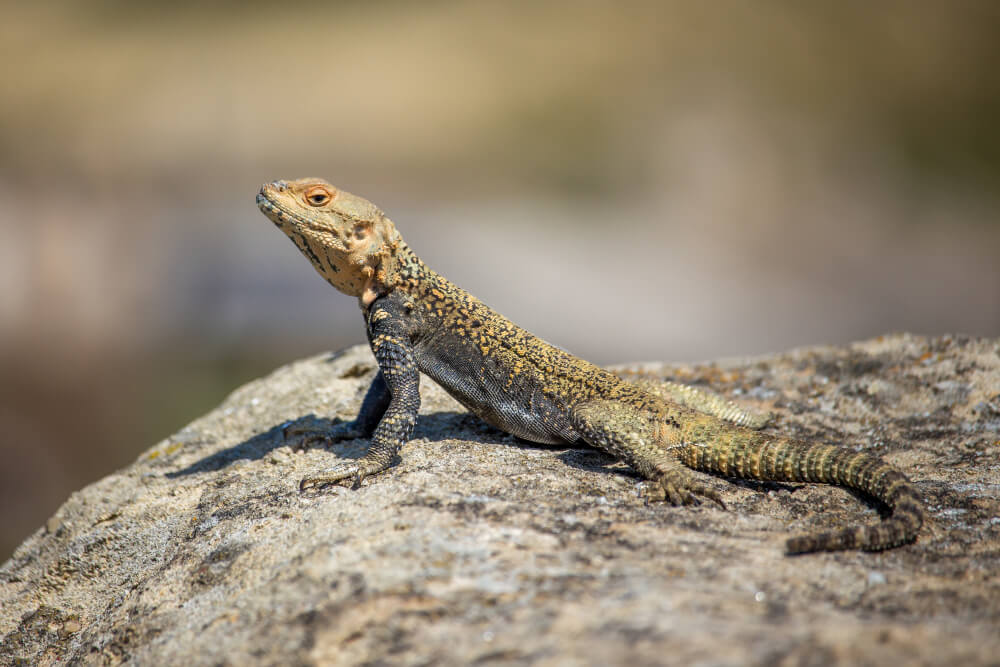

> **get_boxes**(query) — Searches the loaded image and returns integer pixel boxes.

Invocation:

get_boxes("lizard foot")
[644,470,727,509]
[284,416,365,452]
[299,456,393,493]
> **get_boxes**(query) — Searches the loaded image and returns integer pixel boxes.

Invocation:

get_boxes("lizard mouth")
[257,185,298,227]
[256,197,284,227]
[257,185,334,237]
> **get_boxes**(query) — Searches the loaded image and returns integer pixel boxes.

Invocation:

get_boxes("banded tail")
[678,427,924,554]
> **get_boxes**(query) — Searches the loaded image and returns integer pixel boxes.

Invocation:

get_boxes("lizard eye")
[304,187,332,207]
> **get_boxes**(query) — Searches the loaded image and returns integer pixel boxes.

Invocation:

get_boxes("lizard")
[256,177,924,554]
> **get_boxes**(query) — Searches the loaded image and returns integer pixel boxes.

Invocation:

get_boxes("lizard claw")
[298,456,394,493]
[644,473,727,510]
[284,417,365,452]
[299,463,362,493]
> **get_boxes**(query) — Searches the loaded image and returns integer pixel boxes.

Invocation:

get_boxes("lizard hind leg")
[569,400,725,508]
[623,377,772,429]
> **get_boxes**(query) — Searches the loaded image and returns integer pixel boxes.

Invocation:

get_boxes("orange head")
[257,178,403,305]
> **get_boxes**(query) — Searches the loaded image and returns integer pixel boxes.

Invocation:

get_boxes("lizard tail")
[678,429,924,554]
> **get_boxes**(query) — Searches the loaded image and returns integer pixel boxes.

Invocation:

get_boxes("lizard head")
[257,178,403,305]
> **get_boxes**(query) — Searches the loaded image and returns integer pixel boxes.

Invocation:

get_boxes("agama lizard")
[256,178,924,554]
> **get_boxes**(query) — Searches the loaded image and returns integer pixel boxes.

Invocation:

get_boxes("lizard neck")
[360,239,433,308]
[396,242,433,284]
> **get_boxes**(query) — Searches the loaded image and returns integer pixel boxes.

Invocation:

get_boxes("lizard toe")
[647,473,727,509]
[284,417,365,452]
[640,482,667,503]
[298,463,361,493]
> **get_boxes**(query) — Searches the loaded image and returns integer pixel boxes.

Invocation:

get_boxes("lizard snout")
[259,181,289,197]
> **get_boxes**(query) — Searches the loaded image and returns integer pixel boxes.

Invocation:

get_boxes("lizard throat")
[257,188,405,302]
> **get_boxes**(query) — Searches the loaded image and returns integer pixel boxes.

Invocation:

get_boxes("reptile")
[256,177,924,554]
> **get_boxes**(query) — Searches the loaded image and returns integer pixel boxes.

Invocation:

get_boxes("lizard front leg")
[299,327,420,492]
[569,399,725,507]
[285,369,391,450]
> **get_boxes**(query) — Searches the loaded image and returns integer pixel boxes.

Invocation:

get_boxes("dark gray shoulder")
[365,292,424,341]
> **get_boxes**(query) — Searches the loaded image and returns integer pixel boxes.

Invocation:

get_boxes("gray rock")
[2,334,999,666]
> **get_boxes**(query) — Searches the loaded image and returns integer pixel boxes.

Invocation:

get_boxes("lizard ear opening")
[353,223,371,241]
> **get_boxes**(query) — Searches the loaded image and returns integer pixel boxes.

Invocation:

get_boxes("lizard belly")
[416,344,577,445]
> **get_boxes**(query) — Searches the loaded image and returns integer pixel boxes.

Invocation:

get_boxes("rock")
[2,334,999,665]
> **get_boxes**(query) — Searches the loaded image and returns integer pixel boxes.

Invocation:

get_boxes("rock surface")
[2,334,999,666]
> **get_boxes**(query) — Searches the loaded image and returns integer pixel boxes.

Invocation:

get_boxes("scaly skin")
[256,178,924,554]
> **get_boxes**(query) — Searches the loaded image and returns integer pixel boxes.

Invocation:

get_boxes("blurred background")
[1,1,998,559]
